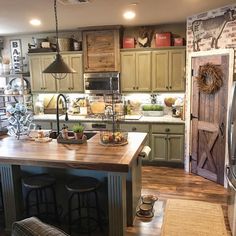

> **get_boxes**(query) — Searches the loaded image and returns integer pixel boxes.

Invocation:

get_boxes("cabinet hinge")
[190,113,198,120]
[191,69,194,76]
[189,155,192,162]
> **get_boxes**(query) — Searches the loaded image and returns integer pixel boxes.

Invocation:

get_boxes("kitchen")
[0,0,236,235]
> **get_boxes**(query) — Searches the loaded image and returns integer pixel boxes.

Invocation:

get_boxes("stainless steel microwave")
[84,72,120,94]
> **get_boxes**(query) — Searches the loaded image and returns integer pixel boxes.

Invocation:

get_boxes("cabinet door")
[121,52,136,92]
[83,30,120,72]
[151,134,167,161]
[40,55,57,92]
[136,51,151,92]
[169,49,185,92]
[70,54,83,92]
[57,55,71,92]
[168,134,184,162]
[152,51,169,91]
[29,56,44,92]
[57,54,83,93]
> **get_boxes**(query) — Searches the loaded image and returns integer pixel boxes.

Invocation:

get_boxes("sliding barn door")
[191,54,229,185]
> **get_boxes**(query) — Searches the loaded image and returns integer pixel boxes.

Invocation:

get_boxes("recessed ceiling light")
[30,19,41,26]
[123,11,136,20]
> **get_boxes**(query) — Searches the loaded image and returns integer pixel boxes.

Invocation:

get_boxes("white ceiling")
[0,0,235,36]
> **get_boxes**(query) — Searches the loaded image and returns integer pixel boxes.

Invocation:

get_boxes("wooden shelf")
[0,72,30,78]
[0,94,24,97]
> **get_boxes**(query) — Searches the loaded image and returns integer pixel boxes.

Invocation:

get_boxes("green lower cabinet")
[168,134,184,162]
[151,134,167,161]
[151,133,184,163]
[119,123,150,160]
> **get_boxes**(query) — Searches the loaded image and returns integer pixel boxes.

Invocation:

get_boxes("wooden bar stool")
[65,176,103,235]
[22,174,60,225]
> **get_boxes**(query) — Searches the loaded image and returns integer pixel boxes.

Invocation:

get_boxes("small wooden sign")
[10,39,22,72]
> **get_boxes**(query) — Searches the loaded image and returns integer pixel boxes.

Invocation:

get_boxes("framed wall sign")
[10,39,22,72]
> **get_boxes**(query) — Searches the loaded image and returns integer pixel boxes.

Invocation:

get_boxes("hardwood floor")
[0,166,230,235]
[126,166,230,236]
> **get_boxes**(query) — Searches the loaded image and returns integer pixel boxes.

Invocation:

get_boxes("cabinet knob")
[166,86,168,89]
[133,86,135,90]
[132,127,137,131]
[136,86,139,90]
[169,86,172,89]
[165,128,170,132]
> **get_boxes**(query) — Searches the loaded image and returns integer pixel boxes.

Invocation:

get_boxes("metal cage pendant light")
[43,0,76,80]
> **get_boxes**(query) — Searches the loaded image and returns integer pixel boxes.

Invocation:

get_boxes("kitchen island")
[0,132,147,236]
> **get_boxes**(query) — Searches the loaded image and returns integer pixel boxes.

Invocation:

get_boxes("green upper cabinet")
[152,51,168,91]
[29,54,57,92]
[121,51,151,92]
[152,49,185,92]
[29,52,83,93]
[57,53,83,93]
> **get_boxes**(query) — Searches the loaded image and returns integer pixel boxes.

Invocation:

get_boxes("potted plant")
[72,123,84,140]
[142,104,164,117]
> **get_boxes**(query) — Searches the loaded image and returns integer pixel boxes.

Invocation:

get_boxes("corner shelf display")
[0,73,33,134]
[100,93,128,146]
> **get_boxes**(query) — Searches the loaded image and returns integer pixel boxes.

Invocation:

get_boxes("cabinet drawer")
[120,123,149,132]
[152,124,184,134]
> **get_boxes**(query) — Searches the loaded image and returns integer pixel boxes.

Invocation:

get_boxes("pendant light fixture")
[43,0,76,80]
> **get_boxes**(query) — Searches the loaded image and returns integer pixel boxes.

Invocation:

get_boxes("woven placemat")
[161,199,227,236]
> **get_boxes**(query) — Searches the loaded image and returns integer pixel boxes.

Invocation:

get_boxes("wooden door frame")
[185,49,235,186]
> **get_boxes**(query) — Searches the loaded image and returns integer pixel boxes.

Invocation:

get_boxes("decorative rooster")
[137,27,154,47]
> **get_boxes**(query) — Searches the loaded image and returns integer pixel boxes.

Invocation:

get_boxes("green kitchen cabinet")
[29,54,57,92]
[152,49,185,92]
[29,52,83,93]
[121,51,151,92]
[57,53,83,93]
[119,123,150,160]
[151,124,184,163]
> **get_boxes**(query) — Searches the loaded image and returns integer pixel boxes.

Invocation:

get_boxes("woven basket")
[58,38,71,51]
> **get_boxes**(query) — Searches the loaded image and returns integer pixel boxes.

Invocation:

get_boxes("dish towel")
[139,146,151,158]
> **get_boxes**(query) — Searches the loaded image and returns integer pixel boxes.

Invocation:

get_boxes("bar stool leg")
[25,189,33,217]
[86,192,91,236]
[36,189,40,217]
[94,190,103,232]
[51,186,60,225]
[68,193,74,235]
[77,192,81,218]
[43,188,49,216]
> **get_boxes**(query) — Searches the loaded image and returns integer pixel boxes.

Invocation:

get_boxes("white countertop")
[33,114,185,124]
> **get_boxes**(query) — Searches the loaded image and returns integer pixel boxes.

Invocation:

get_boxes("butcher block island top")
[0,132,147,172]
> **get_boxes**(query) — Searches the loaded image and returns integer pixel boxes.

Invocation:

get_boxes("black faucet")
[56,94,69,136]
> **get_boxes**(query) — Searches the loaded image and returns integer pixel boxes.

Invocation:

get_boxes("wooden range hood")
[82,26,122,72]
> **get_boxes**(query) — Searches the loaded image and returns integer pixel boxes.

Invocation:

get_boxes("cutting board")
[90,102,105,114]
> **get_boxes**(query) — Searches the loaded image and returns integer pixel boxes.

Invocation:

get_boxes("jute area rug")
[161,199,227,236]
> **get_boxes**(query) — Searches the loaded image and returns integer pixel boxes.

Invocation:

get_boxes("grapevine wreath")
[197,63,223,94]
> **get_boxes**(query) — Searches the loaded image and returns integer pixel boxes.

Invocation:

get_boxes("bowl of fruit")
[100,130,128,146]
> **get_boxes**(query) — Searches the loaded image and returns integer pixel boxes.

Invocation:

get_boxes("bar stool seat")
[23,174,56,189]
[65,176,103,235]
[22,174,60,225]
[66,176,100,193]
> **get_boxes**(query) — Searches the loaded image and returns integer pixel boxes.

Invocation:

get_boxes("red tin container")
[123,38,135,48]
[173,38,185,46]
[155,33,171,47]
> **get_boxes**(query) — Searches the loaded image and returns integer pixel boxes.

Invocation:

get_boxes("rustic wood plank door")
[191,54,229,185]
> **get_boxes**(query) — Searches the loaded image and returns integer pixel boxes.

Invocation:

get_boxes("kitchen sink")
[49,131,97,140]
